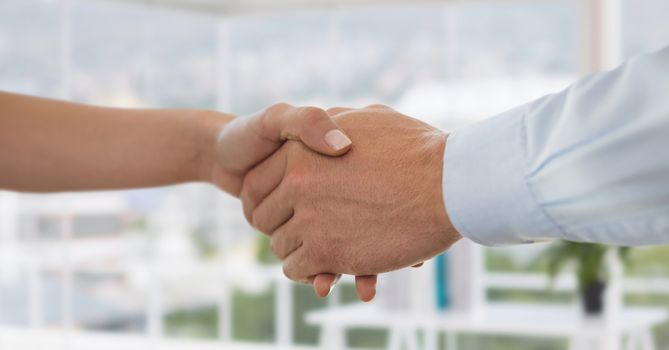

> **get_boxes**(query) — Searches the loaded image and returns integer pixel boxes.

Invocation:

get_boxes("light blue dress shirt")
[443,46,669,246]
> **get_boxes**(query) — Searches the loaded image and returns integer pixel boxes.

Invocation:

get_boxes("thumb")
[262,103,352,156]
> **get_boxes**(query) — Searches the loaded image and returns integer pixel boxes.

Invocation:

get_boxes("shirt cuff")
[442,106,563,246]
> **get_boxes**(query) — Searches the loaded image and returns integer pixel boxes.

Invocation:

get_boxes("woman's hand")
[204,103,352,196]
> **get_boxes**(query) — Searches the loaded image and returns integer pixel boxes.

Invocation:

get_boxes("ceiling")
[94,0,480,15]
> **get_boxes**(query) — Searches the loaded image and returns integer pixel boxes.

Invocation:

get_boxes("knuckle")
[270,236,282,257]
[261,103,292,133]
[240,178,263,225]
[256,103,293,135]
[325,106,347,115]
[266,102,291,115]
[282,263,299,281]
[283,167,308,193]
[272,224,302,259]
[241,174,260,205]
[365,104,389,110]
[242,202,254,228]
[299,106,327,124]
[251,209,268,234]
[284,139,308,156]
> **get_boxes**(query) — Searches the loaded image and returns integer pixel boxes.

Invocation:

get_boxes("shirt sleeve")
[442,46,669,246]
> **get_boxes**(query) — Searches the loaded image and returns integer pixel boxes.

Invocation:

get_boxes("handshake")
[0,92,462,303]
[209,103,462,301]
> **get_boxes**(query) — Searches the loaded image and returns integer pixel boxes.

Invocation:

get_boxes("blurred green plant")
[537,241,632,314]
[540,241,630,291]
[623,245,669,277]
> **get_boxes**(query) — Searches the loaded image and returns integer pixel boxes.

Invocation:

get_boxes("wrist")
[190,109,234,184]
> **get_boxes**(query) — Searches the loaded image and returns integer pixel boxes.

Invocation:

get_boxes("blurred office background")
[1,0,669,349]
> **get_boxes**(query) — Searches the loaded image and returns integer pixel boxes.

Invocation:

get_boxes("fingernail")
[325,130,352,151]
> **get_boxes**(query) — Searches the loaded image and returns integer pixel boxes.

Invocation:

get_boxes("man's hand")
[240,105,461,293]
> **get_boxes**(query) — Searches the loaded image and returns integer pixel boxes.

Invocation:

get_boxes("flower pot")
[581,281,606,315]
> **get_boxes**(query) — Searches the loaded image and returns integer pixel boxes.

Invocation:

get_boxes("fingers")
[250,184,294,234]
[282,245,323,284]
[312,274,378,302]
[313,274,340,298]
[355,275,378,302]
[270,219,303,260]
[261,103,352,156]
[241,143,297,234]
[240,148,288,224]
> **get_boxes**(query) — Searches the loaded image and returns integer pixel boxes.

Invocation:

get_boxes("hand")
[203,103,375,298]
[205,103,352,196]
[241,105,461,294]
[309,107,424,302]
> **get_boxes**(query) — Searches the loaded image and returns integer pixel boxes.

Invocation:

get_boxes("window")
[2,0,669,349]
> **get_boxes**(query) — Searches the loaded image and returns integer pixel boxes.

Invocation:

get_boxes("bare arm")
[0,91,228,192]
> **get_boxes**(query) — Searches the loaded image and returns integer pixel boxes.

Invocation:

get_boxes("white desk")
[306,303,666,350]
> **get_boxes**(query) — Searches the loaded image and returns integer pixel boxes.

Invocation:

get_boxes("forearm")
[0,91,231,192]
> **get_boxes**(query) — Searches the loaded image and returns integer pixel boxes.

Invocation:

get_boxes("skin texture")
[241,105,462,291]
[0,91,227,191]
